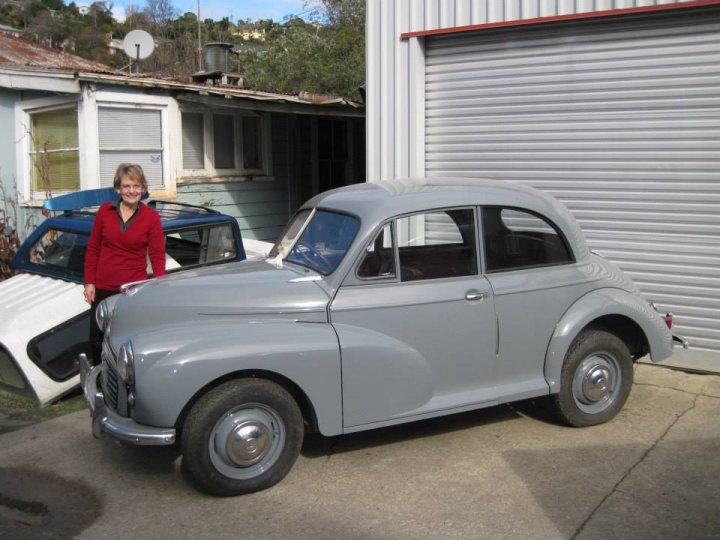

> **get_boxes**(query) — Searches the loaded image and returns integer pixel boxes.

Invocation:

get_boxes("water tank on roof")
[204,42,234,73]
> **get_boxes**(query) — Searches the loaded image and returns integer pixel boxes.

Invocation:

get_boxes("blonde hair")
[113,163,148,191]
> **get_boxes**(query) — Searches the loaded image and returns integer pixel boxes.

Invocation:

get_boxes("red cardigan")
[84,201,166,291]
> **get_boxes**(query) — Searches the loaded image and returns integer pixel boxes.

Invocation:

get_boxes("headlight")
[95,300,109,332]
[117,340,135,385]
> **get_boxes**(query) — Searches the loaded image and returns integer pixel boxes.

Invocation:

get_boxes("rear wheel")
[182,379,303,496]
[553,330,633,427]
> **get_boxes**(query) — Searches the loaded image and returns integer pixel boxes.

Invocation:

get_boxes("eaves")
[0,66,79,93]
[77,72,365,117]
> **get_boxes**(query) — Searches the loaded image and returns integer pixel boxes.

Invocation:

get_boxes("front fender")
[128,320,342,436]
[544,288,673,393]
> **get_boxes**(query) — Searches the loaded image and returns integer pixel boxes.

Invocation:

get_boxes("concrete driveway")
[1,364,719,540]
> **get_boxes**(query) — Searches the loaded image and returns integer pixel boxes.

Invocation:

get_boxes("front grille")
[102,363,119,409]
[100,339,126,414]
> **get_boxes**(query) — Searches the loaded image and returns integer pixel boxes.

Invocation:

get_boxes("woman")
[84,163,166,364]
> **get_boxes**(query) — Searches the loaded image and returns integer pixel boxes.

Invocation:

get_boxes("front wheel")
[552,330,633,427]
[181,379,304,496]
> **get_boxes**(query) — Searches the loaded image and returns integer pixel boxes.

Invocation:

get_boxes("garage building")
[367,0,720,372]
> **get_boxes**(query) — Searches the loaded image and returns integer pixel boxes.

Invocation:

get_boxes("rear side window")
[164,224,238,269]
[482,207,573,272]
[29,229,87,278]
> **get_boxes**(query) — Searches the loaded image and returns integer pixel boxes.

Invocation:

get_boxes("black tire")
[181,379,304,496]
[552,330,633,427]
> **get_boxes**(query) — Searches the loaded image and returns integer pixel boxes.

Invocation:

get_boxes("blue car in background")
[0,189,271,405]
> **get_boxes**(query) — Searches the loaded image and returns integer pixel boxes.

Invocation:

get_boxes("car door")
[330,207,499,430]
[480,206,596,397]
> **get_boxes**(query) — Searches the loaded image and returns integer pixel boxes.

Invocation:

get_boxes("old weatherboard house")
[0,33,364,243]
[367,0,720,372]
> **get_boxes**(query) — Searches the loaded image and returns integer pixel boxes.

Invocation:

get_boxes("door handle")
[465,291,488,301]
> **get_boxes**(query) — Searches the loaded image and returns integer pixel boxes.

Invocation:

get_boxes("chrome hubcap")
[572,353,621,414]
[581,364,613,403]
[226,421,271,466]
[210,405,285,479]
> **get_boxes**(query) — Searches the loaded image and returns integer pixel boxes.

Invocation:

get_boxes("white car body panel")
[0,274,86,404]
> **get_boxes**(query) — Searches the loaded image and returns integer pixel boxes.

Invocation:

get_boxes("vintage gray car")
[80,178,685,496]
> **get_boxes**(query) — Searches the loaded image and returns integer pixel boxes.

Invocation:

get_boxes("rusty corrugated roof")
[0,32,117,74]
[77,72,364,109]
[0,33,363,109]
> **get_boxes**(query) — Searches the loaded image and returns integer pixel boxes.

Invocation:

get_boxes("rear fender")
[544,288,673,393]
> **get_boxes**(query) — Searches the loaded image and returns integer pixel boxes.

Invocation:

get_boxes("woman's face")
[116,175,143,207]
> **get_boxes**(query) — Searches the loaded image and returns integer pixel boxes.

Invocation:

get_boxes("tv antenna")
[123,30,155,74]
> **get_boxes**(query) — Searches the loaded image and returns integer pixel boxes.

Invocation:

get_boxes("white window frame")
[15,96,81,206]
[179,108,272,180]
[16,87,179,205]
[85,88,178,199]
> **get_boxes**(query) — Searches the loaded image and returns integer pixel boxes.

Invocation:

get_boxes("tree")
[308,0,365,27]
[239,0,365,98]
[86,1,113,30]
[25,9,67,48]
[144,0,177,36]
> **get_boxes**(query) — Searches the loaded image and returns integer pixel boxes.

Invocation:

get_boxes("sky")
[111,0,313,23]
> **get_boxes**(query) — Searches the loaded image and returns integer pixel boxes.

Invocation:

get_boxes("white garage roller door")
[425,7,720,371]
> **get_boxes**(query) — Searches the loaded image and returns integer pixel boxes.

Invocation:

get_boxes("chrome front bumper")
[78,353,176,446]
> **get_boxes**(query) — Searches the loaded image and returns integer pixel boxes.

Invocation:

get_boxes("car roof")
[42,200,235,233]
[304,177,590,262]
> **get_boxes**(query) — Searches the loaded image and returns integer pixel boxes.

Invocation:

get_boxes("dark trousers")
[89,288,117,366]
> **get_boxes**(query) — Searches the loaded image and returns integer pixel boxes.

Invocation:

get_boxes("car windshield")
[270,210,360,275]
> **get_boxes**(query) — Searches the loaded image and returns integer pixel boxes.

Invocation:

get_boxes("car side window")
[396,209,477,282]
[482,207,573,272]
[357,223,395,279]
[164,224,237,270]
[29,229,87,277]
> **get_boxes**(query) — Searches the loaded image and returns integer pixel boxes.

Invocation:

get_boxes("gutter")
[400,0,720,39]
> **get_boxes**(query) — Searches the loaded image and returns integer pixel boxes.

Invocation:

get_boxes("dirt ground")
[0,390,85,435]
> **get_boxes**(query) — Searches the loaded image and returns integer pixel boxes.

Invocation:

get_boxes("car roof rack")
[148,200,221,217]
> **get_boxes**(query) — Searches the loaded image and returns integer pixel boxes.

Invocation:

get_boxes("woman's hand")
[84,284,96,304]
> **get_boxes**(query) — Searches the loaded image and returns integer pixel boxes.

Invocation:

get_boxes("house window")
[98,107,164,188]
[318,118,349,192]
[29,107,80,193]
[182,113,204,169]
[181,110,269,176]
[242,116,262,170]
[17,92,174,204]
[213,114,235,169]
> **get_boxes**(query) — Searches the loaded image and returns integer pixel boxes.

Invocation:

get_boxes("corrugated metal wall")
[423,8,720,369]
[366,0,702,183]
